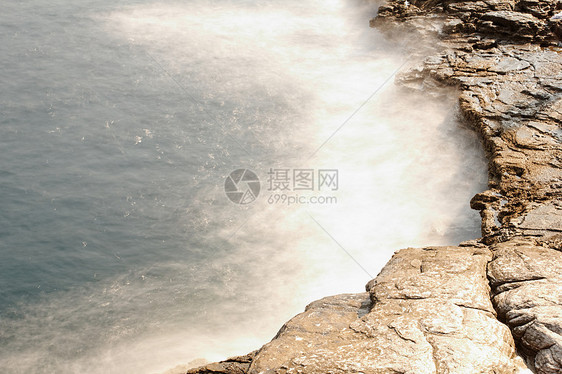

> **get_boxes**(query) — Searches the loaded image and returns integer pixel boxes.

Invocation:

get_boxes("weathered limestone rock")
[479,10,548,41]
[383,1,562,245]
[488,238,562,374]
[246,246,527,374]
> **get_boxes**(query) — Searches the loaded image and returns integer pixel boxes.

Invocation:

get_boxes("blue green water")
[0,0,487,372]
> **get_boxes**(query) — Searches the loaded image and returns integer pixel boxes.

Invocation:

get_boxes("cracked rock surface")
[246,246,526,374]
[384,0,562,244]
[188,247,529,374]
[374,1,561,372]
[488,238,562,373]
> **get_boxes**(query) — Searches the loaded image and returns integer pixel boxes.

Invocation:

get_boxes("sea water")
[0,0,487,373]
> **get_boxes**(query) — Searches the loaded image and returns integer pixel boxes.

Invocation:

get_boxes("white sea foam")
[0,0,487,373]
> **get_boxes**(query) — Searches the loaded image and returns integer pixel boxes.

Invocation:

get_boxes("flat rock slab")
[516,201,562,235]
[482,11,542,27]
[488,239,562,374]
[247,246,527,374]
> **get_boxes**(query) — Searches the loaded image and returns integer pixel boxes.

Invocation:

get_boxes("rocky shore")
[186,1,561,373]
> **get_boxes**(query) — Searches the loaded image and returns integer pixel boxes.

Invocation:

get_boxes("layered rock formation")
[247,246,527,373]
[489,239,562,372]
[376,1,562,372]
[187,1,561,373]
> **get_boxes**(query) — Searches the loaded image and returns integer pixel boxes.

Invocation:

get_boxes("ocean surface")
[0,0,488,373]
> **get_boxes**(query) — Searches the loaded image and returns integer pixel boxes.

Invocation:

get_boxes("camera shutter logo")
[225,169,261,204]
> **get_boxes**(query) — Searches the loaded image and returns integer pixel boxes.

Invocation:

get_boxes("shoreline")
[186,1,562,373]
